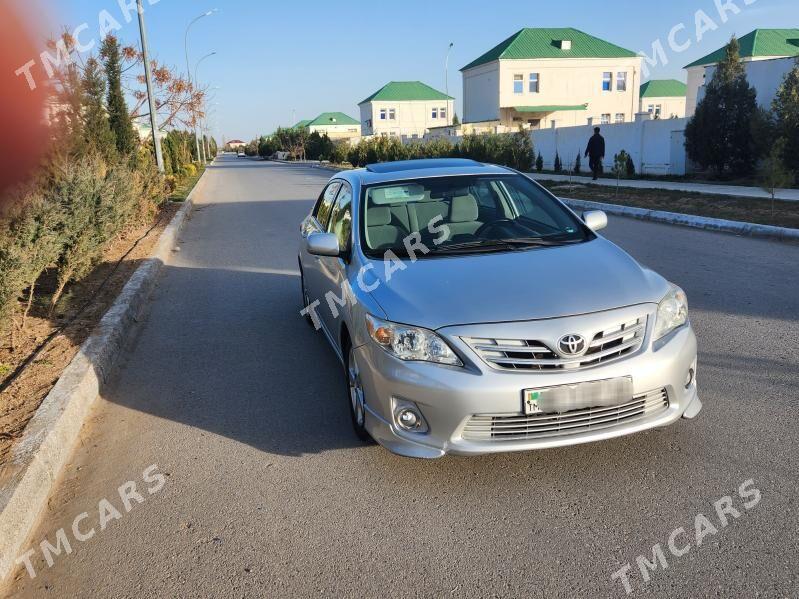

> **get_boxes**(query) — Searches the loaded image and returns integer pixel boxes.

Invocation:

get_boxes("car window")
[497,179,561,230]
[328,182,353,250]
[314,181,341,229]
[362,174,588,255]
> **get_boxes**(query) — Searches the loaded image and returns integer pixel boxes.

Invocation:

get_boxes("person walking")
[585,127,605,180]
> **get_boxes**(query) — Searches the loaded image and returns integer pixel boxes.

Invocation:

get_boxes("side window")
[328,183,353,250]
[314,182,340,229]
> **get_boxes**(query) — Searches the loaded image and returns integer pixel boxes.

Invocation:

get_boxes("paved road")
[6,156,798,598]
[529,172,799,202]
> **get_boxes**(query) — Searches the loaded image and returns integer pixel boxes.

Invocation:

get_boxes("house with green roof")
[292,112,361,140]
[358,81,454,138]
[684,29,799,116]
[639,79,687,119]
[460,28,642,130]
[301,112,361,140]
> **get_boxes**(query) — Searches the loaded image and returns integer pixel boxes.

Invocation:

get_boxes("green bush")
[343,132,533,171]
[536,152,544,172]
[554,153,562,173]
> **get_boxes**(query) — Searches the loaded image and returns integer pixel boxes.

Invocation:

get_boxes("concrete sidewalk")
[528,172,799,202]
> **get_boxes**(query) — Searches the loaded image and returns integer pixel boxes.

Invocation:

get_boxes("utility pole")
[445,42,454,125]
[137,0,164,173]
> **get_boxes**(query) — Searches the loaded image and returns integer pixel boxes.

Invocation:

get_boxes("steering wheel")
[475,219,515,238]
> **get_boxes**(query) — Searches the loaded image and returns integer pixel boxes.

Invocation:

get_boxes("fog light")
[685,368,694,388]
[397,408,420,430]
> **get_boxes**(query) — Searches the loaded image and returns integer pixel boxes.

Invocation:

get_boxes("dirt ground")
[540,181,799,229]
[0,203,180,465]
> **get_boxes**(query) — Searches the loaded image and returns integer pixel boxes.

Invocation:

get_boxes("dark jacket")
[585,133,605,159]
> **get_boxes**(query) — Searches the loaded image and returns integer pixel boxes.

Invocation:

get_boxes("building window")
[647,105,654,114]
[601,113,611,124]
[616,72,627,92]
[615,113,625,123]
[440,107,447,120]
[602,72,612,92]
[379,109,387,120]
[655,105,662,118]
[529,73,540,93]
[431,107,439,119]
[513,74,524,94]
[389,108,396,120]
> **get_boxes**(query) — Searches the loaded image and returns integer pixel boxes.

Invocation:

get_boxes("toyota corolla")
[298,158,701,458]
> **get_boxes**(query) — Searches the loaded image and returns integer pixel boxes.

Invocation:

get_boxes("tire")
[299,268,314,327]
[344,339,375,444]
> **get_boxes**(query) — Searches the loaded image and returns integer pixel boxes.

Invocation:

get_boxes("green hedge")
[345,131,533,171]
[0,153,165,333]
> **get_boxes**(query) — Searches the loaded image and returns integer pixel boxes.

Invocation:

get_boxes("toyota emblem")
[557,334,586,356]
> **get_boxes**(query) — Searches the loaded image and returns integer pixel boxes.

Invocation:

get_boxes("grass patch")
[533,169,798,189]
[168,164,206,202]
[0,363,11,377]
[540,181,799,229]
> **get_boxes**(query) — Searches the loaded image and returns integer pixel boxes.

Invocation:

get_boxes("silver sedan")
[298,159,701,458]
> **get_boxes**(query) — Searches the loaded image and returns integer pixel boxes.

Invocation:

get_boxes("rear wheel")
[344,340,375,444]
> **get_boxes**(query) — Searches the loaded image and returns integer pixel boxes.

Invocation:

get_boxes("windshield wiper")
[499,236,584,247]
[426,239,517,254]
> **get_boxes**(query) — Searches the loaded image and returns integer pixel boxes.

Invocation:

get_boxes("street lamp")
[194,51,216,163]
[445,42,454,125]
[185,9,218,163]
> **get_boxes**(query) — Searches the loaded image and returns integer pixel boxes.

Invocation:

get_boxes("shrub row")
[345,130,534,171]
[0,151,166,335]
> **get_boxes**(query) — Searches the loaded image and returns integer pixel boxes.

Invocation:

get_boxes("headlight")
[654,285,688,341]
[365,314,462,366]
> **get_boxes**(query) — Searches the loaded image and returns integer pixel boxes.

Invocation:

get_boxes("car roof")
[336,159,515,186]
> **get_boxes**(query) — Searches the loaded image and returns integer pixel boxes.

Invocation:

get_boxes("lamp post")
[136,0,164,172]
[194,51,216,163]
[185,9,218,163]
[445,42,454,125]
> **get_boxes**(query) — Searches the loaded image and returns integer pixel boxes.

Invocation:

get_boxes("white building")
[699,56,797,112]
[304,112,360,140]
[460,28,643,131]
[684,29,799,117]
[639,79,687,119]
[358,81,455,139]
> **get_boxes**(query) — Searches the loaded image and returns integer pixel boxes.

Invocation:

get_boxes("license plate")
[523,377,633,415]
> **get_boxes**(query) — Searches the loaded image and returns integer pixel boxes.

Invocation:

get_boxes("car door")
[318,181,354,338]
[300,180,341,327]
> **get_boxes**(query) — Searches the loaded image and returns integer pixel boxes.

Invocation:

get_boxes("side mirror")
[306,232,340,257]
[582,210,608,232]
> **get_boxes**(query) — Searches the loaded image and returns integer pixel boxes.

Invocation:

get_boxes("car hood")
[364,238,669,330]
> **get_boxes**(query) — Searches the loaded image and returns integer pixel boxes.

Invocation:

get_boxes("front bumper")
[355,307,701,459]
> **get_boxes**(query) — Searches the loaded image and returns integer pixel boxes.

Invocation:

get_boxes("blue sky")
[50,0,796,143]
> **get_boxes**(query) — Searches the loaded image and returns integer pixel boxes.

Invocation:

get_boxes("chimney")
[558,39,572,50]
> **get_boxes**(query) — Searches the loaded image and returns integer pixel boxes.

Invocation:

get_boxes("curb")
[0,166,209,583]
[560,197,799,242]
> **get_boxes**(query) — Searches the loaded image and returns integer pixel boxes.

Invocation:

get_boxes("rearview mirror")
[582,210,608,232]
[306,232,340,257]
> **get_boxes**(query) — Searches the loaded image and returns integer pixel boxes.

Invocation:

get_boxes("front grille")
[462,388,669,442]
[463,316,646,371]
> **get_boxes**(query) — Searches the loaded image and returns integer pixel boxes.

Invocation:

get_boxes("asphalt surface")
[6,156,798,598]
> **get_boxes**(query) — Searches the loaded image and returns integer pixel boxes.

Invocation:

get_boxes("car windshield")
[361,174,591,257]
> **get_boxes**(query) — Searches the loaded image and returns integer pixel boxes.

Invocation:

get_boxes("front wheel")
[299,267,313,327]
[345,342,375,444]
